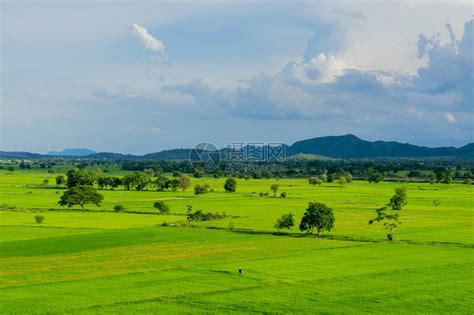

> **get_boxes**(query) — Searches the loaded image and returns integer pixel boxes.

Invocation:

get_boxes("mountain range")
[1,135,472,160]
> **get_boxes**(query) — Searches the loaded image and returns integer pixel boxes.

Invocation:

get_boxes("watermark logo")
[189,142,221,172]
[189,141,287,174]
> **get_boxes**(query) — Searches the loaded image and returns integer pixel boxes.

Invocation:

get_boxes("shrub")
[224,178,237,192]
[275,213,294,233]
[308,177,322,185]
[153,201,170,213]
[34,215,44,224]
[114,204,126,212]
[280,192,287,198]
[194,184,209,195]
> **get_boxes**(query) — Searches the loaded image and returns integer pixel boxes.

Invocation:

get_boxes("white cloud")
[444,112,456,123]
[280,53,348,84]
[131,23,166,54]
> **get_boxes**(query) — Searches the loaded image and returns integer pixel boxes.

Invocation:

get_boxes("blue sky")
[1,1,472,154]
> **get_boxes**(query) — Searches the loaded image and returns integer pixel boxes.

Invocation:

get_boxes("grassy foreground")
[0,169,473,313]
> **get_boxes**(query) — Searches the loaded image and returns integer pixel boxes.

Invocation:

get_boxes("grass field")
[0,168,473,313]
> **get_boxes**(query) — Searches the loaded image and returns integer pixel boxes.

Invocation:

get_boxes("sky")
[1,0,473,154]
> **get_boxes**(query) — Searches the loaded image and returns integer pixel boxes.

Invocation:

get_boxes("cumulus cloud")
[415,19,473,108]
[131,23,166,54]
[167,18,472,144]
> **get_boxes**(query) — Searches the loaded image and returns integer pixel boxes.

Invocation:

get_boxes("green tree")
[274,213,295,233]
[66,168,95,188]
[34,215,45,224]
[337,175,347,187]
[367,169,384,183]
[58,185,103,209]
[299,202,335,236]
[270,184,279,197]
[388,187,408,210]
[308,177,322,185]
[319,173,328,183]
[178,174,191,191]
[369,206,401,241]
[194,184,209,195]
[224,178,237,192]
[153,201,170,213]
[55,175,65,186]
[433,198,441,209]
[345,172,353,183]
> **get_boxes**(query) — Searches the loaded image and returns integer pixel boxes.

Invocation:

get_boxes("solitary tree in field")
[178,174,191,191]
[299,202,335,236]
[388,187,408,210]
[153,201,170,214]
[274,213,295,234]
[194,184,210,195]
[58,185,103,210]
[308,177,322,185]
[224,178,237,192]
[270,184,279,197]
[433,198,441,209]
[337,175,347,187]
[369,206,401,241]
[34,215,45,224]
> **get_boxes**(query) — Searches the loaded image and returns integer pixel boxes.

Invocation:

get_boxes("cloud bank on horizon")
[1,2,472,154]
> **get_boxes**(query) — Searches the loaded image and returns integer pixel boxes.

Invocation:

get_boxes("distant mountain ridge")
[1,135,473,160]
[287,134,466,159]
[47,148,97,157]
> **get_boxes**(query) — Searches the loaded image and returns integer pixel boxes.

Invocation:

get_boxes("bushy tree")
[58,185,103,209]
[319,173,328,183]
[66,168,95,188]
[55,175,65,186]
[114,204,126,212]
[388,187,407,210]
[194,184,210,195]
[224,178,237,192]
[178,174,191,191]
[153,201,170,213]
[299,202,335,236]
[308,177,322,185]
[270,184,279,197]
[367,169,384,183]
[34,215,44,224]
[337,175,347,187]
[274,213,295,233]
[123,172,151,191]
[433,198,441,209]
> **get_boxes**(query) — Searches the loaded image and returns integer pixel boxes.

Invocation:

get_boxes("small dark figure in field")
[239,268,242,275]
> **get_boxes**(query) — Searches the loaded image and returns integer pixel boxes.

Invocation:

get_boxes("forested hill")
[1,134,472,160]
[287,134,472,159]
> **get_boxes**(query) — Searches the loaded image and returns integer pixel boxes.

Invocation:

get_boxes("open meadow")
[0,168,473,313]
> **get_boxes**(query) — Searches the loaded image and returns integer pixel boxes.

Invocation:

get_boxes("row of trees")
[57,168,193,192]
